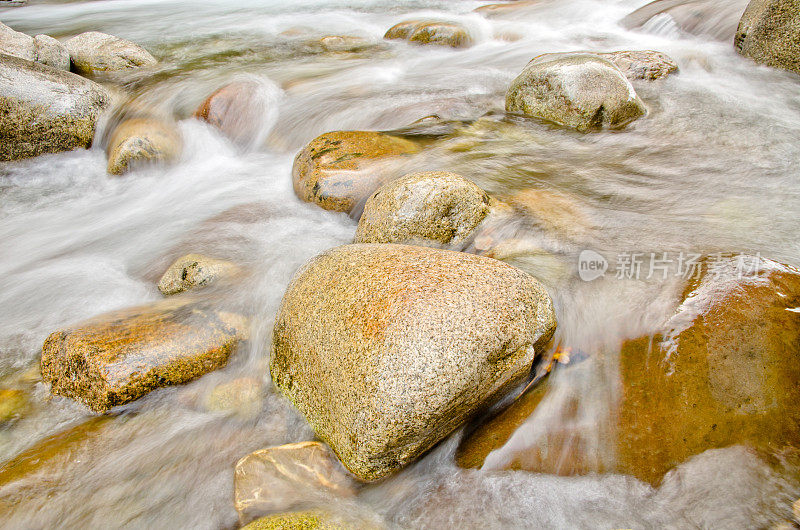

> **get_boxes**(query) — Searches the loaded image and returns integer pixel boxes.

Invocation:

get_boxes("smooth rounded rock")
[735,0,800,75]
[598,50,678,80]
[0,53,111,161]
[41,297,248,412]
[193,80,275,149]
[271,243,557,481]
[157,253,240,295]
[65,31,157,76]
[292,130,419,214]
[384,20,473,48]
[506,53,647,131]
[33,35,70,71]
[106,118,182,175]
[355,171,491,247]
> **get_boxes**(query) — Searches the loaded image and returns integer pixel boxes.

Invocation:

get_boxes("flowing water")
[2,0,800,527]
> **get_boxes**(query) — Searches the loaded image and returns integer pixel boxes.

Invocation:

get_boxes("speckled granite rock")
[735,0,800,75]
[41,297,248,412]
[157,253,240,295]
[106,117,182,175]
[65,31,157,76]
[0,53,110,161]
[506,53,647,131]
[384,20,473,48]
[354,171,491,247]
[271,243,557,481]
[235,442,358,525]
[242,511,353,530]
[598,50,678,80]
[194,80,272,149]
[292,131,419,214]
[33,35,70,71]
[1,23,69,70]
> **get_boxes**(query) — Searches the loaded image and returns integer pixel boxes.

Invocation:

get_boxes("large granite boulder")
[384,20,473,48]
[621,0,751,41]
[458,255,800,485]
[506,53,647,131]
[0,53,110,161]
[292,131,419,214]
[106,117,183,175]
[354,171,491,247]
[271,244,557,481]
[735,0,800,75]
[0,22,69,70]
[65,31,157,76]
[41,297,248,412]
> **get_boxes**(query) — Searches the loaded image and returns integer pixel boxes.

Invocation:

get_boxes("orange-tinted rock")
[292,131,419,214]
[41,297,249,412]
[194,81,270,148]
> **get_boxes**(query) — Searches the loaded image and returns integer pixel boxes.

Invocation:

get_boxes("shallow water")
[2,0,800,527]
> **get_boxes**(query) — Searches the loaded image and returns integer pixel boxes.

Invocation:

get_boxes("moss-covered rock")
[292,131,419,214]
[235,442,358,525]
[0,53,110,161]
[41,297,248,412]
[271,243,556,481]
[735,0,800,75]
[458,255,800,485]
[157,253,240,295]
[354,171,491,247]
[106,117,182,175]
[65,31,157,76]
[598,50,679,80]
[384,20,473,48]
[506,53,647,131]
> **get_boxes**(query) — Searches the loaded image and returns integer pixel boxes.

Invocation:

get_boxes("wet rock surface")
[0,22,69,70]
[506,53,647,131]
[598,50,679,80]
[193,80,274,149]
[384,20,473,48]
[735,0,800,75]
[157,253,240,295]
[65,31,157,76]
[106,117,183,175]
[41,297,249,412]
[354,171,491,247]
[621,0,751,41]
[271,243,556,481]
[292,130,419,214]
[235,441,358,525]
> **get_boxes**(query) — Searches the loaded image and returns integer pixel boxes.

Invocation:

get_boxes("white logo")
[578,250,607,281]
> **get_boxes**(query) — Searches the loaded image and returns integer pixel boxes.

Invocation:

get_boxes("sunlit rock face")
[459,255,800,485]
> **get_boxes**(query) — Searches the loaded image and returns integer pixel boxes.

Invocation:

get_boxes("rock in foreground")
[65,31,157,76]
[235,441,358,525]
[506,53,647,131]
[355,171,491,247]
[735,0,800,75]
[384,20,473,48]
[41,297,248,412]
[106,118,182,175]
[292,131,418,214]
[271,244,557,481]
[0,53,110,161]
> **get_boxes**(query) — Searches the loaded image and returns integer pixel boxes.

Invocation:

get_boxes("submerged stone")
[271,243,556,481]
[41,297,248,412]
[0,388,28,424]
[292,130,419,214]
[0,53,110,161]
[598,50,679,80]
[193,80,273,149]
[506,53,647,131]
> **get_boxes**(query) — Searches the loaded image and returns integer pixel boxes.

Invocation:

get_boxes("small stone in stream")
[507,188,592,237]
[354,171,491,247]
[735,0,800,76]
[384,20,473,48]
[316,35,372,53]
[598,50,679,80]
[292,130,419,214]
[235,441,358,525]
[157,253,240,295]
[204,377,262,418]
[106,118,182,175]
[506,53,647,131]
[193,80,275,149]
[271,243,556,481]
[0,53,111,161]
[474,1,540,17]
[40,297,248,412]
[0,388,28,423]
[65,31,157,76]
[241,511,354,530]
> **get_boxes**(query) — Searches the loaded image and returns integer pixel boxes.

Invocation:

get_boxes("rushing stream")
[2,0,800,527]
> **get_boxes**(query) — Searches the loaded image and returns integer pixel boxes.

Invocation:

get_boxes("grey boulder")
[735,0,800,75]
[65,31,157,76]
